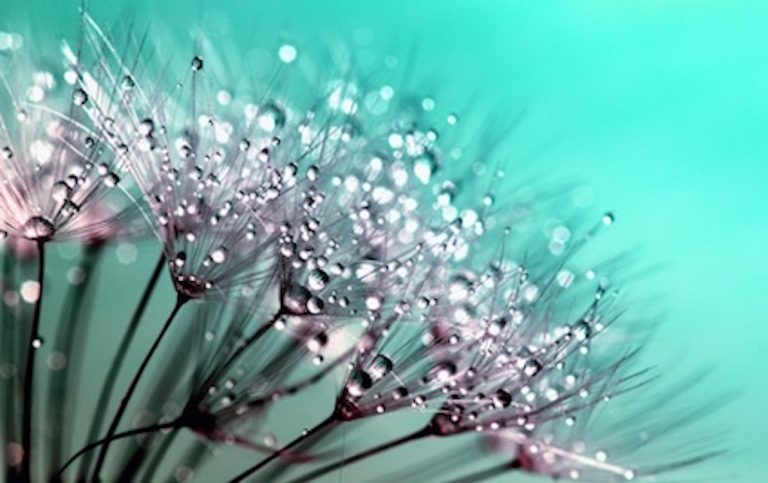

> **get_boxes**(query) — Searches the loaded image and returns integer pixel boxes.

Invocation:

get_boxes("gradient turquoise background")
[2,1,767,481]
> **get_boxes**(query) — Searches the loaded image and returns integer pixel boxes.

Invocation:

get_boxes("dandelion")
[0,9,724,483]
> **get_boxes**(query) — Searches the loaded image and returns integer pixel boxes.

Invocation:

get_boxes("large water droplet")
[22,216,55,241]
[210,247,228,264]
[307,269,329,292]
[52,181,71,202]
[368,354,393,380]
[346,371,372,397]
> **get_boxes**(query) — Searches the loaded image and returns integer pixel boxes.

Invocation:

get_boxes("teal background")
[2,0,767,481]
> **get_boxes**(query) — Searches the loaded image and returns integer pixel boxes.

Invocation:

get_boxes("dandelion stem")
[47,245,102,476]
[90,293,188,480]
[79,252,164,477]
[228,415,337,482]
[56,419,180,477]
[20,241,45,483]
[289,426,432,483]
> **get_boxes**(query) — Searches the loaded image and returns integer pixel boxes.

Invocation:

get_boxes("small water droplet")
[523,358,542,377]
[72,88,88,106]
[191,56,204,71]
[138,118,155,137]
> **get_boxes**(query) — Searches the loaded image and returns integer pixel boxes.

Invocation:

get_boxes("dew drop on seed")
[368,354,393,380]
[103,173,120,187]
[257,102,286,131]
[138,118,155,137]
[492,389,512,409]
[52,181,71,202]
[278,44,297,64]
[72,88,88,106]
[433,361,457,382]
[191,56,204,71]
[174,252,187,268]
[602,212,615,225]
[31,338,43,349]
[307,269,329,291]
[306,296,324,314]
[210,247,228,264]
[121,75,135,90]
[306,332,328,353]
[22,216,54,241]
[523,358,542,377]
[1,146,12,159]
[346,371,372,397]
[573,320,591,342]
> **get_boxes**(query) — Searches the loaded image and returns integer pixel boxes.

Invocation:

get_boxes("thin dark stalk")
[20,241,45,483]
[79,253,164,477]
[47,246,102,477]
[1,249,18,481]
[289,426,432,483]
[228,415,337,482]
[56,420,180,477]
[91,293,188,480]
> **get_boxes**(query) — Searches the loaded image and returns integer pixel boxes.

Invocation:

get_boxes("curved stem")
[228,415,337,482]
[47,246,102,476]
[90,294,187,480]
[79,253,164,477]
[20,241,45,482]
[56,420,179,477]
[290,426,431,483]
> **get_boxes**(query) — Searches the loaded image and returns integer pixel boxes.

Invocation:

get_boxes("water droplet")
[2,146,13,159]
[602,212,615,225]
[432,361,457,382]
[573,320,591,342]
[72,88,88,106]
[138,118,155,137]
[31,338,43,349]
[121,75,135,90]
[307,269,329,291]
[492,389,512,409]
[278,44,297,63]
[191,56,204,71]
[368,354,393,380]
[523,359,542,377]
[257,102,286,132]
[52,181,71,202]
[210,247,228,264]
[306,296,324,314]
[103,172,120,187]
[22,216,54,241]
[174,252,187,268]
[346,371,372,397]
[306,332,328,353]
